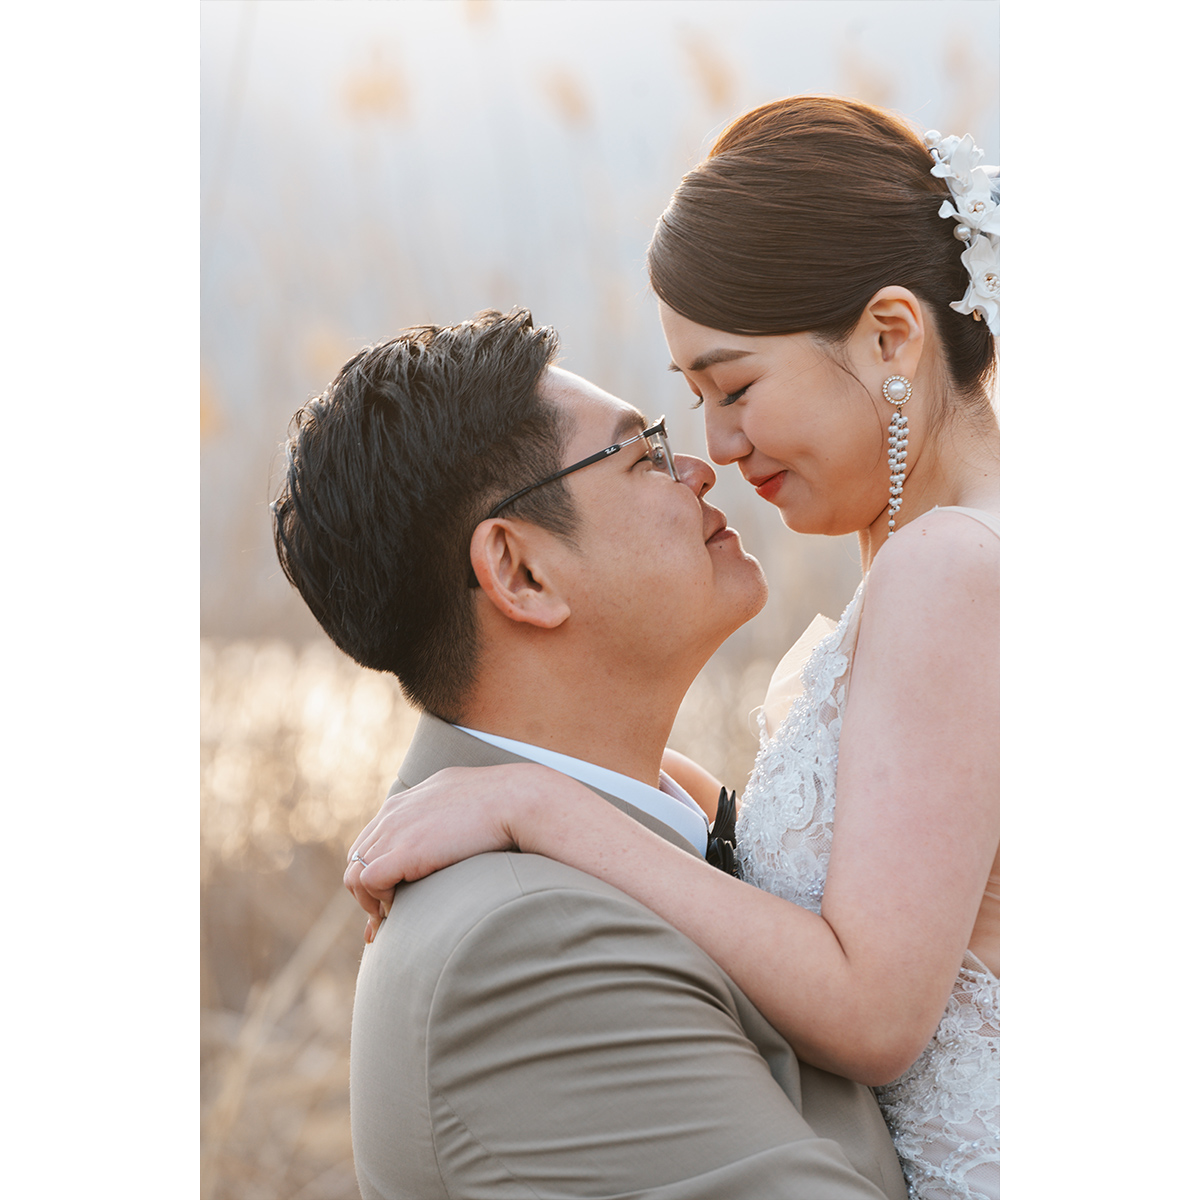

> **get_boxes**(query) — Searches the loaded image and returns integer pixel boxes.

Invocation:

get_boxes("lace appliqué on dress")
[874,952,999,1200]
[737,582,864,916]
[736,583,1000,1200]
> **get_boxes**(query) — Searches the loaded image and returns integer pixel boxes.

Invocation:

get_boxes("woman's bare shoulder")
[870,508,999,595]
[857,509,999,663]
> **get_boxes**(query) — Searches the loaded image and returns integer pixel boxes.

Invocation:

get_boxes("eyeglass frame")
[482,416,679,521]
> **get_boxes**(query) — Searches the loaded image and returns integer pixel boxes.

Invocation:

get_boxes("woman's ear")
[857,286,925,377]
[469,519,571,629]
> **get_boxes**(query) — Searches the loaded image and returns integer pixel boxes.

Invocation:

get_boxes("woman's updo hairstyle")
[648,95,997,407]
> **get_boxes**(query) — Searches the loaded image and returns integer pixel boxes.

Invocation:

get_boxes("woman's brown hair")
[647,95,997,406]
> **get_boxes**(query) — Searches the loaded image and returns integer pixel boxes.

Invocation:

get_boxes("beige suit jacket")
[350,714,907,1200]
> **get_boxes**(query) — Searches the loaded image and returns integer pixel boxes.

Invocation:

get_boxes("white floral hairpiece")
[923,131,1000,338]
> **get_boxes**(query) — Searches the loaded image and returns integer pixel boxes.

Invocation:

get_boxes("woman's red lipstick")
[750,471,785,501]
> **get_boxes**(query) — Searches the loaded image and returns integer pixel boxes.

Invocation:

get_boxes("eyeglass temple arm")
[483,421,666,521]
[484,443,624,520]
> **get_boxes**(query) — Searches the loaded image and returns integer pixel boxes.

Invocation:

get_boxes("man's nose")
[704,406,752,467]
[674,453,715,499]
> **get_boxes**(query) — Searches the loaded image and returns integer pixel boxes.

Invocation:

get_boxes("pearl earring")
[882,375,912,537]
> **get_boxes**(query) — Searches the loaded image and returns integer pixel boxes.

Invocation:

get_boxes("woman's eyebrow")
[667,348,753,374]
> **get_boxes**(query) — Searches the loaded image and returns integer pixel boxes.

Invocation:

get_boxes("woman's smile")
[749,470,786,502]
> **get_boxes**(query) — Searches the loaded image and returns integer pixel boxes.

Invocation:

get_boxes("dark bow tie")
[705,787,742,879]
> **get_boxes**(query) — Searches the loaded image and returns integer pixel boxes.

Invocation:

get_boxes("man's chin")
[743,566,770,621]
[714,558,769,633]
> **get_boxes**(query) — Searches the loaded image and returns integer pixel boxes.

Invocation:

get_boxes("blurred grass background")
[200,2,997,1195]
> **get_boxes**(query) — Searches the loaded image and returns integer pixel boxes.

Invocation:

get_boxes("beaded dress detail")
[737,513,1000,1200]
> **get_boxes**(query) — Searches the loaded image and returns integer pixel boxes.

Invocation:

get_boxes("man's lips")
[703,508,731,543]
[748,471,785,500]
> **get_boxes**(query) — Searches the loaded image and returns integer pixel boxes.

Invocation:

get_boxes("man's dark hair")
[273,308,577,721]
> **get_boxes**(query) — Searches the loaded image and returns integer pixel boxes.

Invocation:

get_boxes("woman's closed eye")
[690,385,749,410]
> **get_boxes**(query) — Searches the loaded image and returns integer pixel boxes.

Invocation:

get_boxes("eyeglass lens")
[644,426,679,481]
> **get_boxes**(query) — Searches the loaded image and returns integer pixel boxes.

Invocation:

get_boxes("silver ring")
[351,852,368,867]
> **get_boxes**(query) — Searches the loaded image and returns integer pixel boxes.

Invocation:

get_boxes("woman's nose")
[704,406,752,467]
[674,453,716,500]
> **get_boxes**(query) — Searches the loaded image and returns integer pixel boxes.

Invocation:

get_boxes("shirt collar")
[454,725,710,857]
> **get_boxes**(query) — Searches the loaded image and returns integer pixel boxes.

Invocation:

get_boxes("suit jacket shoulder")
[350,715,907,1200]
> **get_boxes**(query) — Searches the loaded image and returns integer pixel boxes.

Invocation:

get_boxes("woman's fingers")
[345,812,415,919]
[347,773,452,863]
[344,855,384,919]
[358,857,398,908]
[345,790,417,920]
[345,763,554,924]
[347,795,400,861]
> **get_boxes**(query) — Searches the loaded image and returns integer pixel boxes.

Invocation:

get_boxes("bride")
[346,96,1000,1200]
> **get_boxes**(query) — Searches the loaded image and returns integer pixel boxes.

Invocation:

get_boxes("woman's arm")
[349,515,998,1086]
[660,747,723,821]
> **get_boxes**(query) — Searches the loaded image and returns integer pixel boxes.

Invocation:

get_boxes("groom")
[273,309,907,1199]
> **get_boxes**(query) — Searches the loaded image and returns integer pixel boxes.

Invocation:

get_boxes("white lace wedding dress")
[736,508,1000,1200]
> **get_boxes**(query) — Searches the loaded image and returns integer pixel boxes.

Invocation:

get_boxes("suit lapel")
[391,712,703,860]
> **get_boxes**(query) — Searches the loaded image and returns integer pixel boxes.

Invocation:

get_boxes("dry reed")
[201,639,415,1200]
[200,636,773,1199]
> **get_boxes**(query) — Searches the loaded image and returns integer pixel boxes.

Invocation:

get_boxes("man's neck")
[462,667,692,789]
[457,706,669,789]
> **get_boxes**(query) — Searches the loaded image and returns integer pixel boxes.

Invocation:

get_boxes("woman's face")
[659,302,894,537]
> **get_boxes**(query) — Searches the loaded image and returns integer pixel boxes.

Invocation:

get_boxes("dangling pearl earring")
[882,375,912,537]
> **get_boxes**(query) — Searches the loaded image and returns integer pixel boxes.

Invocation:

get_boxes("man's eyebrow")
[610,410,647,442]
[667,348,753,374]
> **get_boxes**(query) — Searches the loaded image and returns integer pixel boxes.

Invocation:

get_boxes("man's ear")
[469,519,571,629]
[854,286,926,378]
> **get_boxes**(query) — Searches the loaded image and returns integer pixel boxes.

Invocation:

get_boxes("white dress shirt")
[455,725,710,858]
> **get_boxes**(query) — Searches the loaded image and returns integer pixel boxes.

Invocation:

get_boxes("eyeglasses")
[484,416,679,520]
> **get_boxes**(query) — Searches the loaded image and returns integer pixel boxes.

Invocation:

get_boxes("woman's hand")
[344,762,573,942]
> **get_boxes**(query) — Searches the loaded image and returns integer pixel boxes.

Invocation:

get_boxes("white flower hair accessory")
[924,131,1000,337]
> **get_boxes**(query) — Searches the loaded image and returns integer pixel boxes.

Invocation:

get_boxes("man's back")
[349,722,906,1200]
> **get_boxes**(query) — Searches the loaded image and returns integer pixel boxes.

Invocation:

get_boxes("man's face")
[539,367,767,674]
